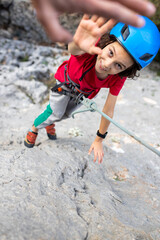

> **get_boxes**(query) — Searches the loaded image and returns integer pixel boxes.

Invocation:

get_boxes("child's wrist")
[95,136,103,142]
[96,130,108,139]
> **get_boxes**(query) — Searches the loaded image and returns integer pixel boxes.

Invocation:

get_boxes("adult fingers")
[110,0,156,17]
[37,2,73,42]
[50,0,155,18]
[47,0,155,17]
[43,16,73,42]
[79,0,155,27]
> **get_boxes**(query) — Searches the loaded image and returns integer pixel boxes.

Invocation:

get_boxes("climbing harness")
[51,64,94,104]
[72,97,160,157]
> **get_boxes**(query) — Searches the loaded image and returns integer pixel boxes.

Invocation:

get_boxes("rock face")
[0,0,81,43]
[0,0,52,43]
[150,0,160,27]
[0,37,160,240]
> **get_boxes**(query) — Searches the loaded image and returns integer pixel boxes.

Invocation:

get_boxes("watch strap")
[97,130,108,139]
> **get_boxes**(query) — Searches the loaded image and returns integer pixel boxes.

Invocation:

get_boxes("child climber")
[24,15,160,163]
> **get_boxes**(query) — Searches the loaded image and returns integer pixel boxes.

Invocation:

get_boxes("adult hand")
[31,0,156,43]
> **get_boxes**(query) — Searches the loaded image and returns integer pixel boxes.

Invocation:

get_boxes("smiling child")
[24,15,160,163]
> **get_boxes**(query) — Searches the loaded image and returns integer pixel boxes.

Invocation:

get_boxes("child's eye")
[109,49,113,57]
[116,63,122,70]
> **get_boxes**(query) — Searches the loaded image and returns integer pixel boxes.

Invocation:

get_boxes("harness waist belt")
[51,64,94,103]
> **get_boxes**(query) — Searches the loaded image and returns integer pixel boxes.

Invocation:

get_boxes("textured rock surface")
[150,0,160,27]
[0,38,160,240]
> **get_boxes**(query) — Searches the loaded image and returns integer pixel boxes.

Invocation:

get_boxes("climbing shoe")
[24,130,38,148]
[45,124,57,140]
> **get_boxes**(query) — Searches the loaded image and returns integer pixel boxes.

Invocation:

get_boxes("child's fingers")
[88,145,94,155]
[82,14,90,20]
[98,152,104,164]
[93,152,98,163]
[91,15,99,22]
[96,17,107,27]
[107,19,118,29]
[90,46,102,55]
[100,19,117,34]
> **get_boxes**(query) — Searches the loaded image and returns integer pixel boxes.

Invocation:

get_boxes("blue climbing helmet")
[110,16,160,69]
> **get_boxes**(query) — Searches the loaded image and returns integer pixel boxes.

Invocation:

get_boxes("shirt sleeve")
[71,53,92,61]
[109,76,127,96]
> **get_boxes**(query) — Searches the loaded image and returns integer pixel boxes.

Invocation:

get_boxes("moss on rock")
[150,0,160,28]
[150,1,160,63]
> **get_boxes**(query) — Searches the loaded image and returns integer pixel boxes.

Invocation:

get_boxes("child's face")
[95,41,134,79]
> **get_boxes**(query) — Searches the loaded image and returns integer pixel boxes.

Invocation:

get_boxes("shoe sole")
[24,138,35,148]
[47,133,57,140]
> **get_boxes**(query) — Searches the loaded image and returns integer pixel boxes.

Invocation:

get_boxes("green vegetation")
[41,60,49,66]
[151,0,160,63]
[150,0,160,27]
[19,55,29,62]
[44,73,56,89]
[157,70,160,77]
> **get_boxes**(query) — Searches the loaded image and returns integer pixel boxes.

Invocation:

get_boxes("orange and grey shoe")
[24,129,38,148]
[45,124,57,140]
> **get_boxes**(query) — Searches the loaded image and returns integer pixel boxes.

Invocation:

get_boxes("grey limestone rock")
[0,0,13,8]
[0,0,50,43]
[0,37,160,240]
[14,79,48,104]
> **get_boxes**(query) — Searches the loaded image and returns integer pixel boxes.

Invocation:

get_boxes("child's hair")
[97,33,139,79]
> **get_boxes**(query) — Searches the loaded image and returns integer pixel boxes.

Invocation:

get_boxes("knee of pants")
[52,109,66,120]
[34,104,53,128]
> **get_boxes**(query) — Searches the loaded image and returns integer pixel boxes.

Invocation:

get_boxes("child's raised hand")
[73,15,117,55]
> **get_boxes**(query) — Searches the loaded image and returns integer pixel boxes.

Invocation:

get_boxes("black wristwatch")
[96,130,108,139]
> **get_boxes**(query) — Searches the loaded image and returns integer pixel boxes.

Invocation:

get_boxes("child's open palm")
[73,15,116,55]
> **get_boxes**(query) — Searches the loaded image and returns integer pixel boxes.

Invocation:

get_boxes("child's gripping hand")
[88,139,104,164]
[73,15,117,55]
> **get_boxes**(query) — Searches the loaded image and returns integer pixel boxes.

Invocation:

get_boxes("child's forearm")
[96,113,113,142]
[99,116,112,134]
[88,96,115,163]
[68,41,85,56]
[95,92,117,141]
